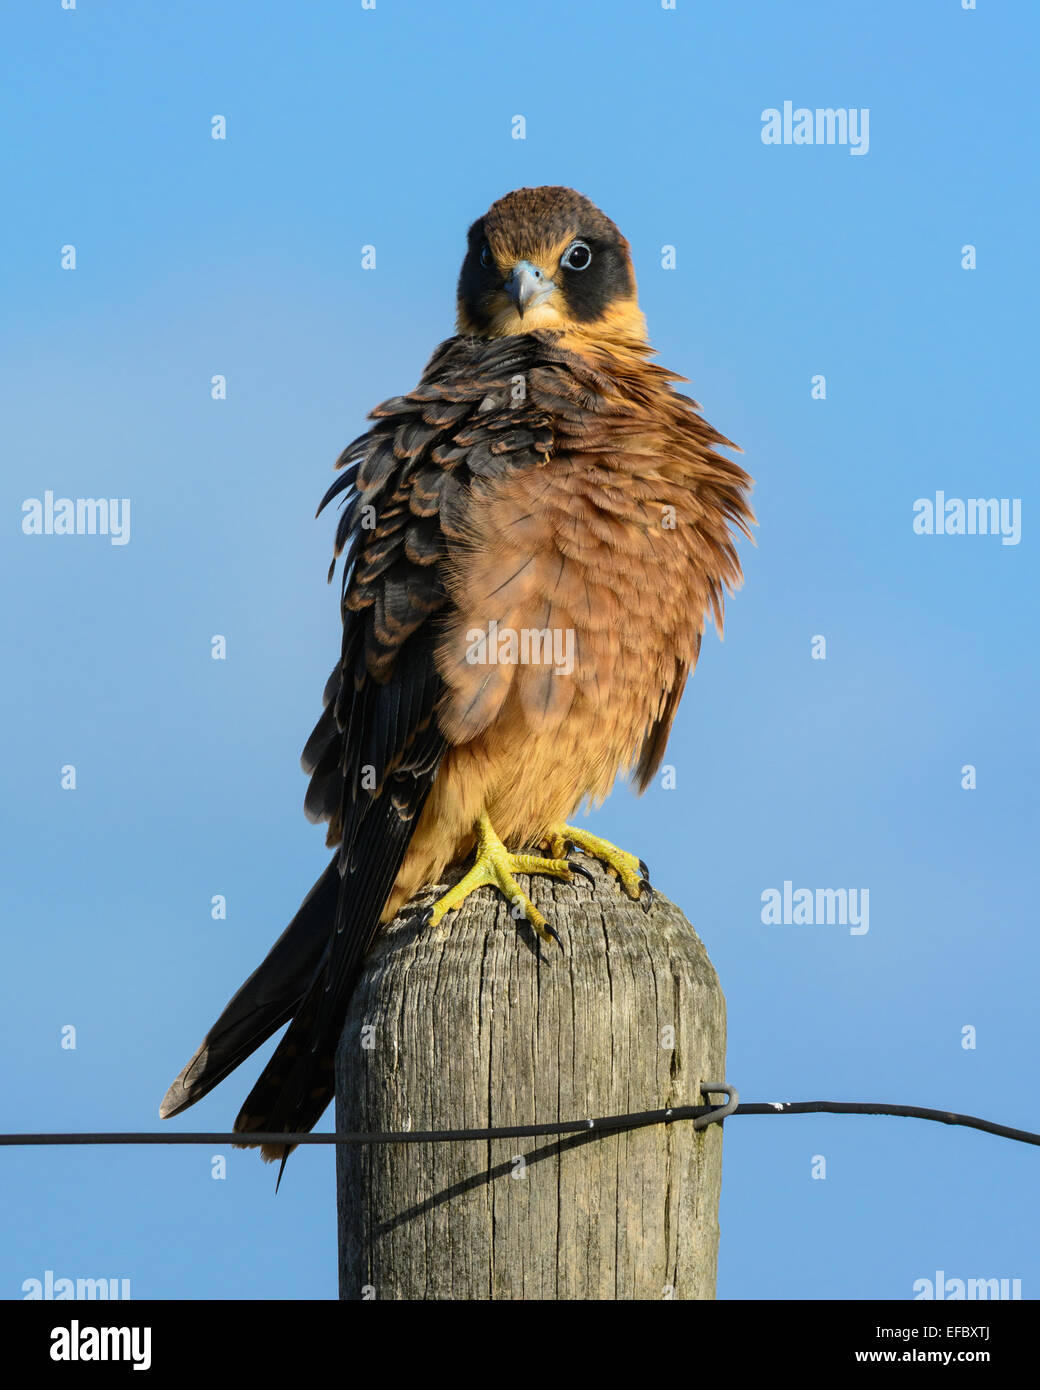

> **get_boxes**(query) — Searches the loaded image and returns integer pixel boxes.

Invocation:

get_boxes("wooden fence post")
[336,854,726,1300]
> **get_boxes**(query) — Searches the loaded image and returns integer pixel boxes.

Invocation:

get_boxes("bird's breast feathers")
[320,327,751,820]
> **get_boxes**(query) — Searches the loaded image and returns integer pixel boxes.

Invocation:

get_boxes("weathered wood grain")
[336,854,725,1300]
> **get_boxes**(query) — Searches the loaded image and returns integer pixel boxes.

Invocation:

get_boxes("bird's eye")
[561,241,592,271]
[479,243,494,270]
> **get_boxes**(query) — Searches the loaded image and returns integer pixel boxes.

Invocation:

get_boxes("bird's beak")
[504,260,555,319]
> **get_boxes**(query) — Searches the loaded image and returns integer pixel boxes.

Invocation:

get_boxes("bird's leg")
[544,824,652,909]
[424,811,576,945]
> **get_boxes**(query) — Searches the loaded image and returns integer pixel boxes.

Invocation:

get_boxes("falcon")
[160,186,754,1173]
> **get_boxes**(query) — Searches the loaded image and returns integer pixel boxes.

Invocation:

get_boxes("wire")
[2,1094,1038,1149]
[736,1100,1040,1146]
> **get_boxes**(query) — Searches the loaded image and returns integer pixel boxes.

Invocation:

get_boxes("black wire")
[734,1101,1040,1147]
[1,1100,1037,1148]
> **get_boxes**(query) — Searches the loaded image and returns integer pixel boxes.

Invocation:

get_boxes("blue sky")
[1,0,1036,1300]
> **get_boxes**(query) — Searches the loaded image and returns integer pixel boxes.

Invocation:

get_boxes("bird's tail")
[158,859,339,1122]
[229,968,350,1181]
[162,763,437,1189]
[227,782,430,1181]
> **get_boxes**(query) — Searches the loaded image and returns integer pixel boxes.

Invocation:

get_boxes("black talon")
[638,879,654,913]
[419,906,434,927]
[544,923,563,946]
[638,859,650,880]
[567,859,596,886]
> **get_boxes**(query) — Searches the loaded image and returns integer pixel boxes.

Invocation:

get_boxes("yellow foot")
[544,824,652,911]
[424,812,588,946]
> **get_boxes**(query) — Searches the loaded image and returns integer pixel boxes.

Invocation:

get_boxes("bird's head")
[456,186,647,343]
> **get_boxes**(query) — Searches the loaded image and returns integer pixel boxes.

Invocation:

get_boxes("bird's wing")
[162,334,582,1163]
[233,335,591,1162]
[633,640,699,794]
[430,338,751,786]
[160,377,453,1133]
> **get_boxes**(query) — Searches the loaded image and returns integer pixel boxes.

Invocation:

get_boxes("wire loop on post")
[693,1082,739,1129]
